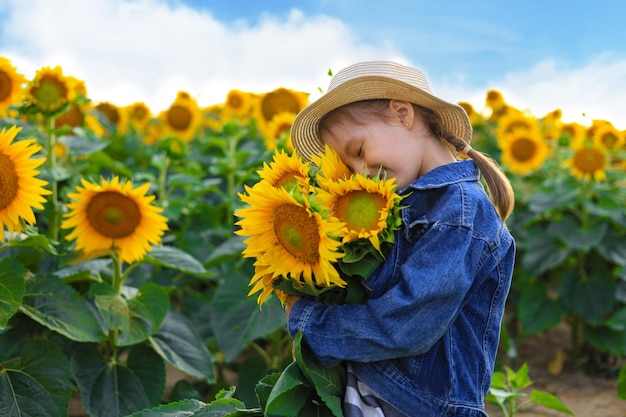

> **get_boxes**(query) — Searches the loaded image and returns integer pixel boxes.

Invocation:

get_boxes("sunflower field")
[0,56,625,417]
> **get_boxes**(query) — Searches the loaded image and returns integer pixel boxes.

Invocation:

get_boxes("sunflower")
[559,122,587,147]
[61,176,169,263]
[158,91,202,142]
[458,101,485,125]
[0,57,27,115]
[125,102,152,133]
[315,173,402,251]
[496,112,539,139]
[592,123,623,151]
[499,129,550,175]
[55,103,86,128]
[0,126,51,243]
[562,142,607,182]
[247,264,290,307]
[256,88,308,125]
[222,89,253,120]
[311,145,352,183]
[95,101,128,133]
[235,181,345,288]
[27,66,75,114]
[257,148,311,190]
[260,111,296,151]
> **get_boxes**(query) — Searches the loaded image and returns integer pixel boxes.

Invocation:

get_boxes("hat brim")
[290,75,472,161]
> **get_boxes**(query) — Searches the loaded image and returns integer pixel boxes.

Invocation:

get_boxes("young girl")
[285,61,516,417]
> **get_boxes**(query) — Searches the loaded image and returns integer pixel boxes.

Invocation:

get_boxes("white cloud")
[0,0,404,112]
[436,54,626,129]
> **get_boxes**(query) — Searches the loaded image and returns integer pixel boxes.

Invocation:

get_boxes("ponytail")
[418,106,515,221]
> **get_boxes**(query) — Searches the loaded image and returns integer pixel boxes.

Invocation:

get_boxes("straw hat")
[290,61,472,161]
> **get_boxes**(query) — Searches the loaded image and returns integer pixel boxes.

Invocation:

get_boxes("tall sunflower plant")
[234,146,404,416]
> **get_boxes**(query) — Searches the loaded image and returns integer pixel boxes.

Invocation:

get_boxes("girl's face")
[320,103,442,189]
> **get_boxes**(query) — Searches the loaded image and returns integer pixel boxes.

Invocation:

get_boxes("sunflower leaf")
[0,257,26,330]
[20,274,105,342]
[0,338,71,417]
[149,309,216,382]
[144,245,210,275]
[71,343,162,417]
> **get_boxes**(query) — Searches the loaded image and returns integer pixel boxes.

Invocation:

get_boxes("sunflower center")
[0,71,12,101]
[273,204,319,263]
[56,104,84,128]
[511,137,537,162]
[86,191,141,238]
[33,75,67,106]
[275,173,298,190]
[0,153,19,210]
[274,122,292,139]
[95,103,120,124]
[573,148,605,173]
[262,89,300,122]
[335,190,385,231]
[228,94,243,109]
[600,133,617,148]
[167,104,192,131]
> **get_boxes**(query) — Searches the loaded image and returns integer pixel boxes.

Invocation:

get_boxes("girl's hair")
[318,99,515,221]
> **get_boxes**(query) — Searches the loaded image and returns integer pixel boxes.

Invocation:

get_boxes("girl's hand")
[284,295,301,318]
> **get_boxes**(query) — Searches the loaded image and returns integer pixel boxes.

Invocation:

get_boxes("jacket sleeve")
[287,223,482,367]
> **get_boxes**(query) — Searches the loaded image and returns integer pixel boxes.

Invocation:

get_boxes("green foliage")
[487,363,574,416]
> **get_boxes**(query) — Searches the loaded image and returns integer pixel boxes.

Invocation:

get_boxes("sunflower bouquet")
[235,145,404,308]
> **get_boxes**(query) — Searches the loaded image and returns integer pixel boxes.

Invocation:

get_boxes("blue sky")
[2,0,626,127]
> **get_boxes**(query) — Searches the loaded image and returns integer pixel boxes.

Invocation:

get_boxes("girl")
[285,61,516,417]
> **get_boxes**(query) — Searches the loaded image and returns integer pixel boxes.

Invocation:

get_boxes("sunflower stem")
[112,252,124,294]
[157,153,170,207]
[46,116,60,242]
[225,132,240,228]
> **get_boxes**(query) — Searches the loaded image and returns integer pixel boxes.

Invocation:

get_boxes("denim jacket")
[288,160,515,417]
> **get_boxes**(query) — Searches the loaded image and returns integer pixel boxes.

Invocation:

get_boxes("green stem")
[46,117,60,242]
[157,153,170,207]
[224,133,239,228]
[112,252,124,294]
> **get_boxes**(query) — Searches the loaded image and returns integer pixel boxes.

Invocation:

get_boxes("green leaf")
[203,236,245,269]
[255,372,281,411]
[0,257,26,329]
[126,344,167,406]
[606,307,626,331]
[125,398,206,417]
[7,232,58,254]
[0,338,71,417]
[145,245,210,275]
[530,389,574,415]
[54,259,111,283]
[528,184,579,213]
[583,324,626,356]
[20,274,104,342]
[597,228,626,265]
[149,309,215,382]
[118,283,170,346]
[264,362,310,417]
[552,214,608,251]
[71,344,160,417]
[293,332,345,417]
[59,134,108,156]
[209,271,285,362]
[558,269,616,323]
[520,226,570,275]
[518,285,565,335]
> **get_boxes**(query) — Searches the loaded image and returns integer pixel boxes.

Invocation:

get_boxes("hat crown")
[328,61,433,95]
